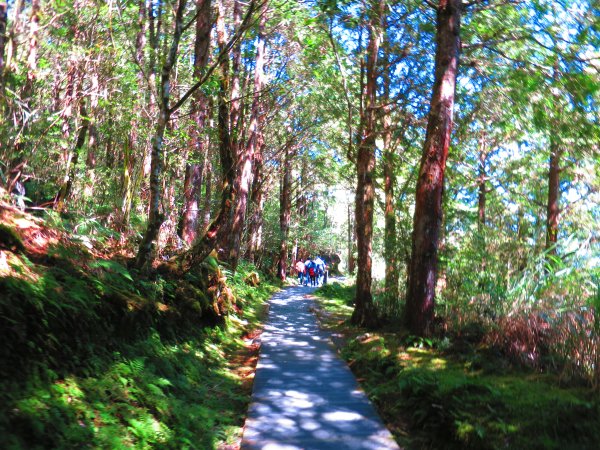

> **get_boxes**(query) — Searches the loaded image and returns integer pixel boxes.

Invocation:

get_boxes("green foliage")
[0,224,26,252]
[0,235,276,449]
[316,281,356,307]
[337,329,600,450]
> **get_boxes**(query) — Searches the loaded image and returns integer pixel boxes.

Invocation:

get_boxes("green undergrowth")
[0,218,277,449]
[314,282,355,309]
[315,282,600,450]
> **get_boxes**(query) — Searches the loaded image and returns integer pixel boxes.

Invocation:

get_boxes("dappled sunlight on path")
[241,286,400,450]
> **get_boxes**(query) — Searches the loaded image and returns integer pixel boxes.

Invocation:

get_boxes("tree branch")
[169,0,265,115]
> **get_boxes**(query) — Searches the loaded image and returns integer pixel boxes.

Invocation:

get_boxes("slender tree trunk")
[291,239,298,275]
[22,0,39,99]
[278,145,292,281]
[180,0,212,244]
[383,103,399,305]
[55,101,89,209]
[4,0,23,80]
[173,0,237,271]
[227,3,267,269]
[212,0,234,258]
[180,163,202,242]
[217,0,243,254]
[347,203,355,273]
[115,0,146,229]
[546,138,561,254]
[229,0,243,146]
[351,0,382,328]
[84,69,99,198]
[54,55,78,210]
[245,151,265,263]
[119,137,135,228]
[201,157,213,230]
[0,2,7,93]
[405,0,461,336]
[478,133,487,229]
[135,0,187,270]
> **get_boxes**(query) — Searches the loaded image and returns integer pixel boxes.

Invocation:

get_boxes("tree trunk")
[180,163,203,243]
[171,0,237,271]
[347,203,356,273]
[546,138,561,254]
[54,55,78,210]
[135,0,187,270]
[201,157,213,230]
[180,0,212,244]
[478,133,487,229]
[383,109,399,306]
[0,2,7,93]
[229,0,243,147]
[278,145,292,281]
[405,0,461,337]
[4,0,23,81]
[351,0,382,328]
[227,3,267,269]
[245,151,265,264]
[212,0,234,259]
[55,101,89,209]
[22,0,39,99]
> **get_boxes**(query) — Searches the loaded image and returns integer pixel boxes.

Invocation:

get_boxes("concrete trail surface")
[241,284,400,450]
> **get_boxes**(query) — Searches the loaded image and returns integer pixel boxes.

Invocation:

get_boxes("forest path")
[241,284,400,450]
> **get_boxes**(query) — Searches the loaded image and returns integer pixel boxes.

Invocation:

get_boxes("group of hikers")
[295,256,328,287]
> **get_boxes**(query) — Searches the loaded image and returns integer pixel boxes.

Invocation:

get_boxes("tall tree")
[180,0,213,244]
[174,0,260,271]
[0,2,7,94]
[382,49,399,307]
[546,136,561,254]
[245,155,265,263]
[136,0,188,270]
[227,2,268,269]
[351,0,383,328]
[278,143,292,280]
[405,0,461,336]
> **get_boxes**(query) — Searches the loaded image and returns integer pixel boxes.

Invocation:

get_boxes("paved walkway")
[241,285,400,450]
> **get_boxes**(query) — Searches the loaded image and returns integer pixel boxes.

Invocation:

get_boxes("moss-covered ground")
[0,206,278,449]
[314,281,600,450]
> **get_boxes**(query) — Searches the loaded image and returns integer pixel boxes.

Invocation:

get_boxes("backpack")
[309,267,315,277]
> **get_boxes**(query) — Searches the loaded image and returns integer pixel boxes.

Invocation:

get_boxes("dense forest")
[1,0,599,448]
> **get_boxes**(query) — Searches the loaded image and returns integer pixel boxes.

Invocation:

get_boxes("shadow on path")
[241,285,400,450]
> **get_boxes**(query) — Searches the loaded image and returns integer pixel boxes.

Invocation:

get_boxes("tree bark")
[383,103,399,306]
[347,203,356,273]
[180,0,212,244]
[135,0,187,270]
[245,151,265,264]
[22,0,39,100]
[0,2,7,93]
[180,163,203,243]
[171,0,237,271]
[4,0,23,82]
[201,157,213,230]
[212,0,234,258]
[54,55,78,210]
[351,0,382,328]
[278,145,292,281]
[405,0,461,336]
[478,132,487,229]
[229,0,243,146]
[55,100,89,209]
[546,138,561,254]
[227,2,267,269]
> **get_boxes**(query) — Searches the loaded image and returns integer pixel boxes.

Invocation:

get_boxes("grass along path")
[313,282,600,450]
[0,203,278,450]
